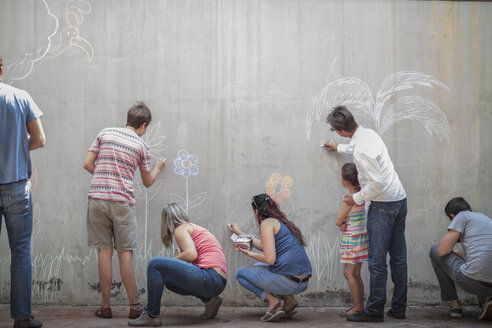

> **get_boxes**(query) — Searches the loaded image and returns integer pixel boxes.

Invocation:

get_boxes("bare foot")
[282,295,298,313]
[265,294,281,314]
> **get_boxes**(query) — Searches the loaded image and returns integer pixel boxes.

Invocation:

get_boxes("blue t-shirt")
[0,82,43,184]
[270,221,312,276]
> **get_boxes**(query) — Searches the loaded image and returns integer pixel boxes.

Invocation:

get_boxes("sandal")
[342,305,363,317]
[129,303,143,319]
[261,309,285,322]
[95,306,112,319]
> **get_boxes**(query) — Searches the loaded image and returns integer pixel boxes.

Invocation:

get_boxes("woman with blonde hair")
[129,203,228,327]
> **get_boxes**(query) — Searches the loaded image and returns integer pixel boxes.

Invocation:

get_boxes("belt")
[284,275,310,283]
[478,280,492,288]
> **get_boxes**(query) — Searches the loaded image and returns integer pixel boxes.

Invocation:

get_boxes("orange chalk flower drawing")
[265,173,294,204]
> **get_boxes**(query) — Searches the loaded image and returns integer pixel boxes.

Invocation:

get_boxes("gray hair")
[161,203,190,248]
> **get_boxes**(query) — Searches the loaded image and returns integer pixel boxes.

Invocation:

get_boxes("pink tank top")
[189,223,228,274]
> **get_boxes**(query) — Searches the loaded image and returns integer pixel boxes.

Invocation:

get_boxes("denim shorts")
[87,198,137,252]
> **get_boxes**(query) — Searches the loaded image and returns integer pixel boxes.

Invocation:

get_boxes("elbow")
[37,136,46,148]
[437,244,450,257]
[142,180,152,188]
[31,136,46,150]
[265,256,276,265]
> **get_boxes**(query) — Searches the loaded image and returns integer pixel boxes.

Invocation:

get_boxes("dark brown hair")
[445,197,472,219]
[0,56,3,67]
[341,163,360,191]
[326,106,357,132]
[127,101,152,129]
[251,193,306,246]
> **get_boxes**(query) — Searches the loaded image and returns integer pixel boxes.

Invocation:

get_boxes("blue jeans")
[0,180,33,320]
[365,199,407,316]
[146,257,226,316]
[236,263,309,301]
[429,243,492,306]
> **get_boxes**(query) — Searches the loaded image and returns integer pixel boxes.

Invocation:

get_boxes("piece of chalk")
[320,144,325,147]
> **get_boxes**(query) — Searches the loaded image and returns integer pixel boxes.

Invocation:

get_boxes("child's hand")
[339,224,347,232]
[156,157,166,171]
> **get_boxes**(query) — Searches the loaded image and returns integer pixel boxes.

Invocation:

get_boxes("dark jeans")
[429,243,492,306]
[146,257,226,316]
[0,180,33,320]
[365,199,407,317]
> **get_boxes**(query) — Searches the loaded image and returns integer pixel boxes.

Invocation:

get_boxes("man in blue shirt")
[0,56,46,328]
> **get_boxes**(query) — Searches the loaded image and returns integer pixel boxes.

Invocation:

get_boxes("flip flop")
[283,309,298,318]
[261,310,285,322]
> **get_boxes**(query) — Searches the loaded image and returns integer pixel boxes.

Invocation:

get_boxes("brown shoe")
[129,303,143,319]
[95,306,112,319]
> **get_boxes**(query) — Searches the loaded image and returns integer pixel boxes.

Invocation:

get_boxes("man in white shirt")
[323,106,407,322]
[430,197,492,321]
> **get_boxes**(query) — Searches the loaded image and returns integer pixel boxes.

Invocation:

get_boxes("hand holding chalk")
[322,140,338,151]
[156,157,166,170]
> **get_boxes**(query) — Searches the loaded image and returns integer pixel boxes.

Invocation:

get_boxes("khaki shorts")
[87,198,138,252]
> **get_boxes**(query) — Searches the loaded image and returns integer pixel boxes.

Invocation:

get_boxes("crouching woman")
[129,203,228,327]
[229,193,312,322]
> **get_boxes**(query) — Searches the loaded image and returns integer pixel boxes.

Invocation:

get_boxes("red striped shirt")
[88,127,151,205]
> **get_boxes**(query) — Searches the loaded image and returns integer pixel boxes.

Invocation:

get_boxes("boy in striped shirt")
[83,102,165,319]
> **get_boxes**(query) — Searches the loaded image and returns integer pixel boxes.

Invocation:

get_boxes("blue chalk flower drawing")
[172,149,207,213]
[173,149,199,178]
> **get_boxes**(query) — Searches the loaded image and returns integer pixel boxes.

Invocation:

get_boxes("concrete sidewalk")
[0,305,490,328]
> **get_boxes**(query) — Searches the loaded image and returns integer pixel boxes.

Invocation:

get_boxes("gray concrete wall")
[0,0,491,307]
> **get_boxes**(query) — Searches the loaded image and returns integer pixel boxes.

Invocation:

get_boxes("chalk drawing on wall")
[45,0,94,62]
[265,173,295,216]
[305,71,451,143]
[171,149,207,214]
[3,0,59,84]
[134,121,168,264]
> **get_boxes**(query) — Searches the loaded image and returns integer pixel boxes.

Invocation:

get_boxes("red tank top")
[189,223,228,274]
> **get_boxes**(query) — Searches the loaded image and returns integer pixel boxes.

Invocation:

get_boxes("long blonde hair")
[161,203,190,248]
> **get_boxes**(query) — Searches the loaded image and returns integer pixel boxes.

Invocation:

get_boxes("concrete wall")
[0,0,491,306]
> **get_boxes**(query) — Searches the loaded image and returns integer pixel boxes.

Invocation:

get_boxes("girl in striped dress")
[336,163,369,316]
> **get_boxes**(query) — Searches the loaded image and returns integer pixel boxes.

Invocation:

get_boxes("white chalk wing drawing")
[306,71,451,143]
[3,0,59,84]
[172,149,207,214]
[45,0,94,61]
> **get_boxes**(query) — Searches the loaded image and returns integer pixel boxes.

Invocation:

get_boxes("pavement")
[0,304,490,328]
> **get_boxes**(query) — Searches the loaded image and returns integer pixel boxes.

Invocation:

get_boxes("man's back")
[0,82,43,184]
[351,126,406,202]
[449,211,492,283]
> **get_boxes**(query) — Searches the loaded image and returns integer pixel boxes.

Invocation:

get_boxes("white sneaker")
[128,312,162,327]
[479,297,492,321]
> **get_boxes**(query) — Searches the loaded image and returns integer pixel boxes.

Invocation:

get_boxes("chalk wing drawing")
[171,149,207,214]
[3,0,59,84]
[45,0,94,61]
[306,71,451,143]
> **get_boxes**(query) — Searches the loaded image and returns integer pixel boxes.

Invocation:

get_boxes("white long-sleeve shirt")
[337,126,406,205]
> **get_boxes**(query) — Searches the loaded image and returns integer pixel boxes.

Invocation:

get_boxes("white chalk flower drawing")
[134,121,167,261]
[306,71,451,143]
[171,149,207,213]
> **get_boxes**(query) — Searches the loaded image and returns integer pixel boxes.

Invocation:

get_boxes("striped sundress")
[340,203,369,263]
